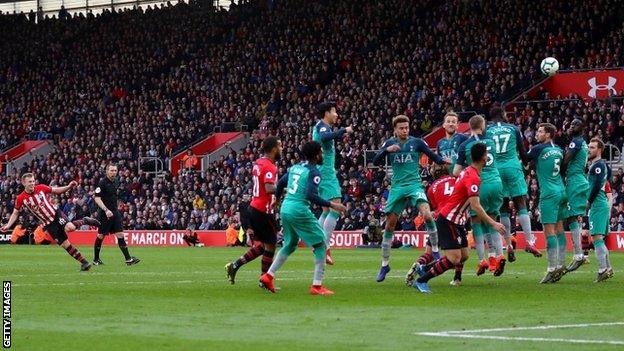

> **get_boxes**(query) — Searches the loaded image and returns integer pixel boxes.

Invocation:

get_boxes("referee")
[93,164,140,266]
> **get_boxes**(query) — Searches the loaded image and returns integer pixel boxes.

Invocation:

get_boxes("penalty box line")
[416,322,624,346]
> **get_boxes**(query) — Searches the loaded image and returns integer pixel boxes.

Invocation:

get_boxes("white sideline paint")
[417,322,624,346]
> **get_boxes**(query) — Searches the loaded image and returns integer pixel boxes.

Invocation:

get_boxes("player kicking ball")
[413,143,505,293]
[2,173,101,271]
[259,141,347,295]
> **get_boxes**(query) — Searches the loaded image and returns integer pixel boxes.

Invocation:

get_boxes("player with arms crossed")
[455,115,506,276]
[486,106,541,259]
[412,143,506,293]
[2,173,100,271]
[312,101,353,265]
[93,164,140,266]
[527,123,568,283]
[259,141,347,295]
[372,115,448,282]
[405,163,462,287]
[226,136,282,283]
[561,119,590,272]
[586,138,614,282]
[437,111,467,174]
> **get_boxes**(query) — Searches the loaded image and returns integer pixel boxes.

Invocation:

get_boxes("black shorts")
[436,216,468,250]
[248,207,278,245]
[98,210,124,235]
[44,209,69,245]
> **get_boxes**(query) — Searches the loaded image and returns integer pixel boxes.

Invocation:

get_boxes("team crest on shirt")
[320,127,327,132]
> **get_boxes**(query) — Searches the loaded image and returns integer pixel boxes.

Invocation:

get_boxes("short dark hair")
[469,115,485,131]
[489,106,504,121]
[317,101,336,119]
[261,136,280,154]
[302,141,322,161]
[590,137,604,150]
[471,142,487,163]
[539,123,556,138]
[392,115,410,128]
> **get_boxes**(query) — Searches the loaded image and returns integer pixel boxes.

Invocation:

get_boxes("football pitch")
[1,246,623,350]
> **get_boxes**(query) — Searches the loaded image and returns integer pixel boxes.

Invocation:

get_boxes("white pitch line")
[417,332,624,346]
[438,321,624,334]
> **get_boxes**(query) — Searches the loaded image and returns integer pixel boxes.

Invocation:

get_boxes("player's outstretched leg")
[551,230,567,282]
[406,246,435,286]
[377,229,393,282]
[473,221,488,275]
[60,239,91,271]
[516,203,541,257]
[310,242,333,295]
[499,211,515,262]
[540,230,558,284]
[226,244,264,284]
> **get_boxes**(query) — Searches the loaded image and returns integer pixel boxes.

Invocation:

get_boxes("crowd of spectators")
[1,0,624,234]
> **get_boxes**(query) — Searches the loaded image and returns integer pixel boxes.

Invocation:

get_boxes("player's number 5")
[553,159,561,176]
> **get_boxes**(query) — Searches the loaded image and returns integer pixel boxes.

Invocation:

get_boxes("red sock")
[64,244,87,264]
[234,244,264,268]
[417,252,434,265]
[261,250,274,273]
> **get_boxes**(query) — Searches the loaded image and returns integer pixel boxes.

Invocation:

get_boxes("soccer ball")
[540,57,559,76]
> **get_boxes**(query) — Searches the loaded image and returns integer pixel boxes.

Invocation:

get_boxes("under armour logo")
[587,76,617,98]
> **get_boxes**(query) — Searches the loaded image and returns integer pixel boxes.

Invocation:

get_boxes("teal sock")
[425,219,438,251]
[593,239,609,272]
[381,230,393,266]
[569,221,583,257]
[556,232,567,267]
[318,212,328,229]
[323,211,340,245]
[473,222,485,261]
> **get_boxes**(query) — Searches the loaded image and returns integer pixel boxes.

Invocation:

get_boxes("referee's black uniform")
[95,177,123,235]
[93,176,139,265]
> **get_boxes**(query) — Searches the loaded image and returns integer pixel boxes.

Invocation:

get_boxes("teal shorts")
[469,179,503,217]
[588,205,610,236]
[565,178,589,218]
[498,166,528,198]
[385,184,428,216]
[280,208,326,247]
[539,193,567,225]
[318,172,341,200]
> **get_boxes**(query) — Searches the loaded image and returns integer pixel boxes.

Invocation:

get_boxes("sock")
[453,263,464,281]
[312,244,327,286]
[64,244,88,264]
[261,250,274,273]
[234,244,264,269]
[485,224,504,256]
[322,211,339,246]
[318,212,328,229]
[423,260,437,272]
[267,251,289,277]
[500,213,512,247]
[117,237,131,260]
[556,232,567,267]
[518,209,534,245]
[94,237,103,260]
[546,235,558,271]
[473,222,485,261]
[417,252,434,265]
[569,221,583,259]
[381,230,393,266]
[594,239,609,273]
[425,219,439,252]
[72,219,84,228]
[416,256,454,283]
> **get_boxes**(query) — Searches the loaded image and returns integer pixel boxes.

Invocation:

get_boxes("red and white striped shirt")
[15,185,58,226]
[439,166,481,225]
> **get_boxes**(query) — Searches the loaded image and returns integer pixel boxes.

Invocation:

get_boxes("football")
[540,57,560,76]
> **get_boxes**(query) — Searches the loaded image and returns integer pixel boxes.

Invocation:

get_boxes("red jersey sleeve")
[466,174,480,197]
[14,194,24,211]
[605,181,612,194]
[35,184,52,194]
[264,164,277,184]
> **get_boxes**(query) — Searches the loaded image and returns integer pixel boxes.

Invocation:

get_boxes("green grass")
[1,246,623,350]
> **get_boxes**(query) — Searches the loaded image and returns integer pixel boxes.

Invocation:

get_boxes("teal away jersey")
[312,120,346,176]
[437,132,468,171]
[373,136,444,187]
[528,141,565,198]
[565,136,589,184]
[587,159,610,208]
[456,134,501,182]
[485,122,523,169]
